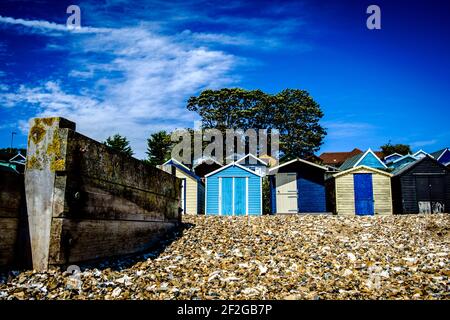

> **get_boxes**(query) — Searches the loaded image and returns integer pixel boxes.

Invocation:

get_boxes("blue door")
[353,173,374,215]
[221,178,233,215]
[234,178,246,215]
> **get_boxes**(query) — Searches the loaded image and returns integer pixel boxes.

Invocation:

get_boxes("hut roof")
[392,155,449,176]
[268,158,327,175]
[162,158,202,181]
[339,149,386,170]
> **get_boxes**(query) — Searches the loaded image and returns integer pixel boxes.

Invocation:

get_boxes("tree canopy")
[187,88,326,160]
[380,142,412,157]
[104,134,133,157]
[146,130,173,166]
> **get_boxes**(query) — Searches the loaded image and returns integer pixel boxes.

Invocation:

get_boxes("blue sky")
[0,0,449,159]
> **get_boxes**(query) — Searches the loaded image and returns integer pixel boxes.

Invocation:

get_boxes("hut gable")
[412,149,430,159]
[384,153,403,164]
[340,149,386,171]
[389,154,418,171]
[235,154,269,176]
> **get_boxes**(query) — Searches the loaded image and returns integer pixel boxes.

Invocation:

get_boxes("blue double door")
[221,177,246,215]
[353,173,374,215]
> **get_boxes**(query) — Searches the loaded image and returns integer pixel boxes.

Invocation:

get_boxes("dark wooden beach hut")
[391,156,450,214]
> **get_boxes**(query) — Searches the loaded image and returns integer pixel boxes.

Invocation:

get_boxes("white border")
[236,153,268,166]
[269,157,327,173]
[384,153,402,161]
[218,177,222,216]
[435,148,449,161]
[412,149,431,158]
[246,177,249,216]
[391,154,417,164]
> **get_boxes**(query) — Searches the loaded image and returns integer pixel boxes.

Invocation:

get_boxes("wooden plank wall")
[0,171,31,269]
[25,117,181,271]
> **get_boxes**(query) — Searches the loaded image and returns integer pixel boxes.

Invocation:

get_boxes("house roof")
[430,148,449,161]
[333,165,393,178]
[339,149,387,170]
[392,155,448,176]
[268,157,328,174]
[319,148,363,165]
[205,161,264,178]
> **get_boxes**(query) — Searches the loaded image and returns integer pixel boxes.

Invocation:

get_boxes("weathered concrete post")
[25,117,181,271]
[25,118,75,271]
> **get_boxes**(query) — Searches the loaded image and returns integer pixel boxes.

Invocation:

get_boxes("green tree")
[380,142,412,157]
[187,88,326,160]
[104,134,133,157]
[272,89,326,160]
[146,130,173,166]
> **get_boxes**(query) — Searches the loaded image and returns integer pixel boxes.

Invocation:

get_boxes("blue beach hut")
[268,158,328,214]
[205,161,263,216]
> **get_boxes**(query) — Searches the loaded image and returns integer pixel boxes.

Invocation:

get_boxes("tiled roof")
[319,148,363,166]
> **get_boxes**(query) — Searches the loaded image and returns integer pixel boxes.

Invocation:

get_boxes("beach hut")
[205,161,263,216]
[268,158,328,214]
[386,154,418,170]
[160,158,204,215]
[339,148,387,171]
[384,153,403,164]
[391,156,450,214]
[327,166,393,215]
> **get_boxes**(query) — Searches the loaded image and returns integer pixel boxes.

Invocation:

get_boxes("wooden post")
[24,117,75,271]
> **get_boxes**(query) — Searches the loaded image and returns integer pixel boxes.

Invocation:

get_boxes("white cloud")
[322,121,376,139]
[409,139,437,149]
[0,15,111,34]
[0,17,238,158]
